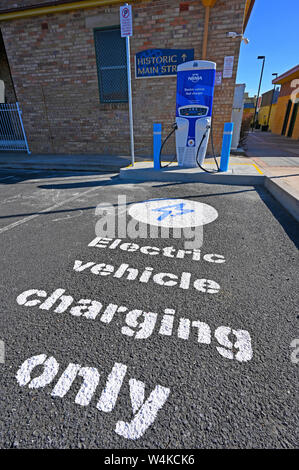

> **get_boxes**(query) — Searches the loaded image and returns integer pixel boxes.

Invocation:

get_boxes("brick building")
[257,88,280,130]
[0,0,254,156]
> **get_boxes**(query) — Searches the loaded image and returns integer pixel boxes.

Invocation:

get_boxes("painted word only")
[73,259,221,294]
[16,354,170,440]
[17,288,253,362]
[89,237,226,264]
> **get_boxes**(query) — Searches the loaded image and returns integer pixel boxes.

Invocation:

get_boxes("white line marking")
[18,173,116,185]
[0,340,5,363]
[52,210,83,222]
[0,181,112,235]
[0,176,15,182]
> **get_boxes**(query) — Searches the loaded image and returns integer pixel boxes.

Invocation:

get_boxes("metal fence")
[0,102,30,154]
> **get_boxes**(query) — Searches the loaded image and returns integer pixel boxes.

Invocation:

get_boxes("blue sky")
[236,0,299,96]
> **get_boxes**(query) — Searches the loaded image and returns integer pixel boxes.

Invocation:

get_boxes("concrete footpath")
[244,131,299,222]
[0,153,136,173]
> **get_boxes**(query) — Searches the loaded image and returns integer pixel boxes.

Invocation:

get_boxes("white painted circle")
[128,198,218,228]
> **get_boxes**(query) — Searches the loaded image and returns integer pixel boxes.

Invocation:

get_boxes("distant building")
[257,88,280,130]
[242,92,256,123]
[271,65,299,139]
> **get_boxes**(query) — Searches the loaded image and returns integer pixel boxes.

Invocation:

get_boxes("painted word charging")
[16,288,253,362]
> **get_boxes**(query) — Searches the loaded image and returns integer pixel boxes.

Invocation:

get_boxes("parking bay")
[0,174,297,448]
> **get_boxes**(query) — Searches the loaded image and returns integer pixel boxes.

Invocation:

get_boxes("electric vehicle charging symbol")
[129,199,218,228]
[152,203,195,221]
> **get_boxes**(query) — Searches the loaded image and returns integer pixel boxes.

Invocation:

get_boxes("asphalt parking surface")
[0,168,298,449]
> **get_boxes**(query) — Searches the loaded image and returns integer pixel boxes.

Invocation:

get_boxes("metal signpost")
[120,3,134,166]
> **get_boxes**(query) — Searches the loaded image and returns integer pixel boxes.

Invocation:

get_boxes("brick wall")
[0,0,247,155]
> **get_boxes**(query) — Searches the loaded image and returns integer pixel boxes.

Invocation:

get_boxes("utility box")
[0,80,5,103]
[231,83,245,150]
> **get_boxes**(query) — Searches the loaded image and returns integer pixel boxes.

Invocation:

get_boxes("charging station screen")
[179,106,208,117]
[176,69,216,118]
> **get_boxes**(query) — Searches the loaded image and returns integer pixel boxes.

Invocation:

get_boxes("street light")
[252,55,266,131]
[266,73,278,130]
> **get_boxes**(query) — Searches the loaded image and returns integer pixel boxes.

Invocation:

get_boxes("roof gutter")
[201,0,217,60]
[243,0,255,32]
[273,65,299,84]
[0,0,131,21]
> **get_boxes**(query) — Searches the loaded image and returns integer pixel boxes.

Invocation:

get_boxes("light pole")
[266,72,278,130]
[252,55,265,131]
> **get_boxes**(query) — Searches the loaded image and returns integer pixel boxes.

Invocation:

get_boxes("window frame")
[93,25,128,104]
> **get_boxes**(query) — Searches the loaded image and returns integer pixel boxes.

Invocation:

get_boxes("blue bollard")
[153,123,162,169]
[220,122,234,172]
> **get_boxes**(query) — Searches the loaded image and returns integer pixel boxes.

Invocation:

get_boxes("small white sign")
[223,55,234,78]
[215,71,222,86]
[120,4,133,37]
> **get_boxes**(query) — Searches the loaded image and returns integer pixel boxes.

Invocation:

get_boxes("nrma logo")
[188,73,202,83]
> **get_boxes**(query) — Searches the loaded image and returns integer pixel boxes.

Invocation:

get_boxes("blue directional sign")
[135,49,194,78]
[152,203,195,221]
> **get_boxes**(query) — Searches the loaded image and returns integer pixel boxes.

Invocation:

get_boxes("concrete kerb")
[264,176,299,222]
[119,160,265,185]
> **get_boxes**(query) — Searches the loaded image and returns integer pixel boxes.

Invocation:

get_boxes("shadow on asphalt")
[0,206,96,220]
[255,186,299,249]
[37,177,298,249]
[268,174,299,179]
[0,169,113,185]
[1,169,298,249]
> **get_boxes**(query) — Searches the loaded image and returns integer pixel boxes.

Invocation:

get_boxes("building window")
[94,26,128,103]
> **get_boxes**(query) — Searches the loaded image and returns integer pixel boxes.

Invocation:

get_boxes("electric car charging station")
[157,59,223,173]
[121,59,263,183]
[175,60,216,168]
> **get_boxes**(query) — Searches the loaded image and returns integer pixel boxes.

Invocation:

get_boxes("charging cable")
[195,121,220,173]
[159,122,178,168]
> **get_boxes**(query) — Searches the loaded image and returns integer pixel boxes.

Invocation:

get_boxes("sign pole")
[120,3,134,167]
[126,34,135,167]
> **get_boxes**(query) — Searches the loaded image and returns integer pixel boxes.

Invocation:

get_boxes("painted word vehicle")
[16,354,169,440]
[73,259,221,294]
[89,237,226,264]
[16,288,253,362]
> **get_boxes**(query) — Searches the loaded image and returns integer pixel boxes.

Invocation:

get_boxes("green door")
[287,102,299,137]
[281,99,292,135]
